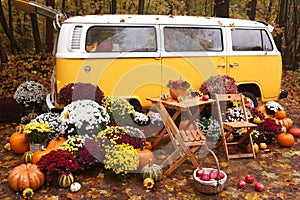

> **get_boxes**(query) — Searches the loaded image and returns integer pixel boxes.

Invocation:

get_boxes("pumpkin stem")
[148,158,153,167]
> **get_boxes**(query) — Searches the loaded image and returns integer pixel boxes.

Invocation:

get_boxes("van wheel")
[129,99,144,113]
[242,91,258,108]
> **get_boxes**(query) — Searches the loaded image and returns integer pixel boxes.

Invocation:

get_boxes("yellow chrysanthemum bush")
[101,96,136,126]
[24,122,52,144]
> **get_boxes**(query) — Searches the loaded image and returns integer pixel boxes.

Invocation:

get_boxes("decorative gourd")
[23,151,33,164]
[9,126,30,154]
[277,132,294,147]
[137,146,154,170]
[47,137,67,150]
[144,141,153,150]
[141,159,163,182]
[22,188,34,199]
[32,146,51,164]
[226,133,234,142]
[259,143,268,150]
[8,163,45,191]
[275,110,286,119]
[282,118,293,129]
[70,182,81,192]
[290,127,300,137]
[179,120,195,130]
[143,177,155,189]
[58,172,74,188]
[247,143,259,153]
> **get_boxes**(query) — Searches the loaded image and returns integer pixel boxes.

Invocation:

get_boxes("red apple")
[209,169,218,180]
[245,175,255,183]
[237,179,247,188]
[196,168,205,178]
[202,94,209,101]
[254,182,264,192]
[201,174,210,181]
[220,172,225,179]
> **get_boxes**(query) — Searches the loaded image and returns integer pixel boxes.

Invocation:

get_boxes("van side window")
[86,26,157,52]
[164,27,223,52]
[231,29,273,51]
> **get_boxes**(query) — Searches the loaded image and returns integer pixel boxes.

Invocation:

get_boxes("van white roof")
[63,14,267,28]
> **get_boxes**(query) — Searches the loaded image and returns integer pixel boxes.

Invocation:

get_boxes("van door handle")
[229,63,239,67]
[217,64,225,68]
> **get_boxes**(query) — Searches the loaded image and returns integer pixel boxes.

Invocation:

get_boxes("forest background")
[0,0,299,70]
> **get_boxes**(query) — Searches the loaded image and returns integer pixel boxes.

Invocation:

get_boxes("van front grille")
[71,26,83,50]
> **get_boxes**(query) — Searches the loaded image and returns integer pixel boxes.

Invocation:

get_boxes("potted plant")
[24,122,52,152]
[167,79,191,99]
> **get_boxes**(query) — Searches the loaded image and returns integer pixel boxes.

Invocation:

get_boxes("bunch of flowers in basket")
[96,126,139,175]
[24,122,52,144]
[195,116,221,140]
[57,82,105,106]
[101,96,135,125]
[199,75,238,98]
[265,101,283,115]
[60,100,110,137]
[167,79,190,90]
[36,150,78,183]
[29,112,61,139]
[13,81,48,107]
[0,97,25,123]
[59,136,100,172]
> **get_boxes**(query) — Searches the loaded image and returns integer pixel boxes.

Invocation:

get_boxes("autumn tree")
[214,0,229,18]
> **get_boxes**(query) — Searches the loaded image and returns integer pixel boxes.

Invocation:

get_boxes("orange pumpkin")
[275,110,286,119]
[277,132,294,147]
[137,147,154,170]
[290,127,300,137]
[179,120,195,130]
[282,118,293,129]
[32,147,51,164]
[8,163,45,191]
[9,127,30,154]
[47,137,67,150]
[144,141,153,150]
[256,105,266,114]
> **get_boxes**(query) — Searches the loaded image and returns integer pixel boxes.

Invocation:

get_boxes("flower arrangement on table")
[29,112,61,139]
[13,81,48,108]
[167,79,191,99]
[60,99,110,137]
[36,150,78,183]
[57,82,105,106]
[24,122,52,145]
[101,96,135,126]
[199,75,238,98]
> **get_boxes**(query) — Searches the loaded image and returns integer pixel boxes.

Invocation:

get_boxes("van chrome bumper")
[279,89,288,99]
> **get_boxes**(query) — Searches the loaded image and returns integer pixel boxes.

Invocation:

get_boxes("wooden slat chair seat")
[215,93,257,160]
[155,102,206,176]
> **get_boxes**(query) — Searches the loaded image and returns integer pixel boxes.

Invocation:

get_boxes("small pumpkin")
[23,151,33,164]
[144,141,153,150]
[275,110,286,120]
[58,172,74,188]
[277,132,294,147]
[290,127,300,137]
[47,137,67,150]
[141,159,163,182]
[32,146,51,164]
[143,177,155,189]
[70,182,81,192]
[282,118,293,129]
[137,146,155,170]
[8,163,45,192]
[9,126,30,154]
[259,143,268,150]
[247,143,259,153]
[22,188,34,199]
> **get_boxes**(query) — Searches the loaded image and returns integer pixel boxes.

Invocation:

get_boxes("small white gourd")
[70,182,81,192]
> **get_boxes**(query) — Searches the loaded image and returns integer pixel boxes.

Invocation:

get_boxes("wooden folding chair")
[215,93,257,160]
[154,102,206,176]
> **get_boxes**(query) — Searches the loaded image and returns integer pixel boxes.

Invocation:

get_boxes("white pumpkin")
[70,182,81,192]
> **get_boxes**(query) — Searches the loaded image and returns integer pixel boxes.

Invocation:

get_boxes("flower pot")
[169,88,189,100]
[29,143,43,152]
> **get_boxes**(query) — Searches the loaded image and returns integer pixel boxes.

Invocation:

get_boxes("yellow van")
[15,1,287,111]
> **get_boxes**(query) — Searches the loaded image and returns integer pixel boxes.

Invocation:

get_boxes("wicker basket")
[193,150,227,194]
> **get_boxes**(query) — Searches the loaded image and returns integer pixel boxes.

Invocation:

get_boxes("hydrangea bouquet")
[60,99,110,137]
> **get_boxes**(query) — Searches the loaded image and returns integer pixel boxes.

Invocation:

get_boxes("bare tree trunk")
[138,0,145,14]
[275,0,286,53]
[111,0,117,14]
[30,14,42,53]
[0,1,21,53]
[214,0,229,18]
[246,0,257,20]
[45,0,55,53]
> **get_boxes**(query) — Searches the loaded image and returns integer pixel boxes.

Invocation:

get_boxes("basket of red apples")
[193,150,227,194]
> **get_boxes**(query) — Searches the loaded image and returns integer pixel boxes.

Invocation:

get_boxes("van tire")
[242,91,258,108]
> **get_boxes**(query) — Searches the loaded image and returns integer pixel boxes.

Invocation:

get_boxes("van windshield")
[86,26,157,52]
[164,27,223,52]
